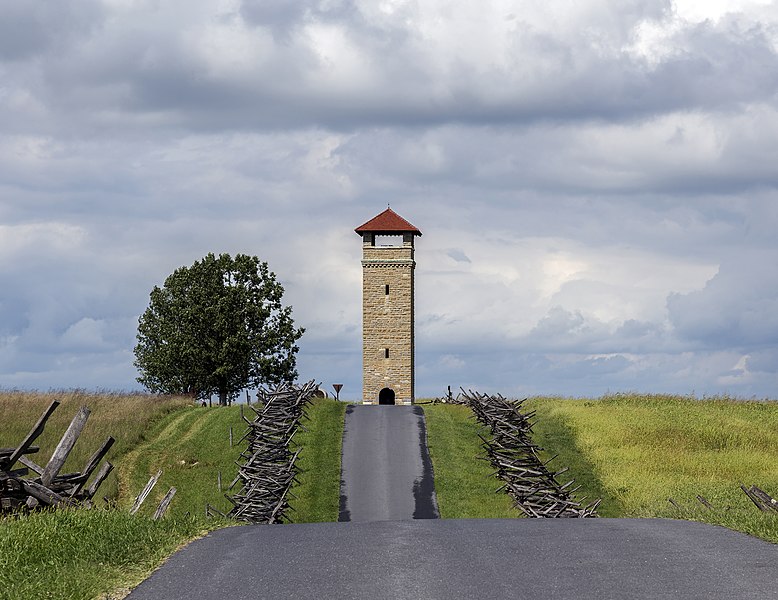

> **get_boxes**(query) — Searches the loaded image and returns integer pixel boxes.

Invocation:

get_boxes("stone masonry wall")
[362,245,415,404]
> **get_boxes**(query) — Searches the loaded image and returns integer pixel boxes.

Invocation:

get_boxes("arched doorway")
[378,388,396,405]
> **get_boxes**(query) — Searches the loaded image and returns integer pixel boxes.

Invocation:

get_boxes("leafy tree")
[134,253,304,405]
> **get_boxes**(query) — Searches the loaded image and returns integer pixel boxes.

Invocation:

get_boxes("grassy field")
[119,397,347,522]
[420,395,778,543]
[1,394,345,600]
[527,393,778,542]
[0,391,218,600]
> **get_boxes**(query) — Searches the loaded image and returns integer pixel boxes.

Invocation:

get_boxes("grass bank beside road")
[120,397,347,522]
[0,391,217,600]
[528,393,778,543]
[0,508,211,600]
[2,394,339,599]
[422,395,778,544]
[289,398,347,522]
[423,403,518,519]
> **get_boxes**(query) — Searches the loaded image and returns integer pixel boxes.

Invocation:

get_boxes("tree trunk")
[219,389,228,406]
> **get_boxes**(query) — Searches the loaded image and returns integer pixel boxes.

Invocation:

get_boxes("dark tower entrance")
[378,388,396,405]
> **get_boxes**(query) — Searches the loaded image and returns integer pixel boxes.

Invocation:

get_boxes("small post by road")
[333,384,343,401]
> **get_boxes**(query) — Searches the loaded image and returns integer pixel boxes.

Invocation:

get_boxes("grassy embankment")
[422,396,778,544]
[528,393,778,542]
[289,398,347,522]
[423,403,518,519]
[118,402,244,518]
[1,508,205,599]
[120,396,346,522]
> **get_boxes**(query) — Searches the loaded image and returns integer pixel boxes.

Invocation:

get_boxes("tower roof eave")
[355,208,422,236]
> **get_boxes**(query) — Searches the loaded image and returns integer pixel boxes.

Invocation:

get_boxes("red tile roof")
[355,208,422,236]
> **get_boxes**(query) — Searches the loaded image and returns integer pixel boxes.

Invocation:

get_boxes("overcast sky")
[2,0,778,400]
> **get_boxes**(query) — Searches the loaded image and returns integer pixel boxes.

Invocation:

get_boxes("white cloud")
[60,318,109,351]
[0,222,87,261]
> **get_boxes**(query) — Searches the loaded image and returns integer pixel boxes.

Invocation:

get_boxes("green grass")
[0,508,216,600]
[527,393,778,542]
[422,396,778,544]
[423,403,518,519]
[289,398,347,522]
[119,398,348,522]
[118,405,245,518]
[526,400,623,517]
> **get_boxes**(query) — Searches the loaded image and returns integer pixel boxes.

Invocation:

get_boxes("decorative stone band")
[362,260,416,267]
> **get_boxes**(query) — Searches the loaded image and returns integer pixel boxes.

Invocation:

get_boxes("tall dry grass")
[0,390,192,500]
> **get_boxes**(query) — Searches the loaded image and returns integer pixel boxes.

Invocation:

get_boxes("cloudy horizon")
[2,1,778,400]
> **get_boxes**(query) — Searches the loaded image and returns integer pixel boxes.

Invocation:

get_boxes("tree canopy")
[134,253,304,405]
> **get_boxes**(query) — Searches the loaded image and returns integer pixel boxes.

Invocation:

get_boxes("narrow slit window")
[384,348,390,358]
[385,284,390,295]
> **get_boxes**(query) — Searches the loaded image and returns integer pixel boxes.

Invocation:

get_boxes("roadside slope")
[528,394,778,543]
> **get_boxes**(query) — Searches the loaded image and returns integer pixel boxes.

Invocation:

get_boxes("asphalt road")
[125,405,778,598]
[126,518,778,599]
[338,404,439,522]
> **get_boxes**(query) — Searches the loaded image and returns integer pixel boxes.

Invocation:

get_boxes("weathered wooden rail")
[741,485,778,513]
[225,380,317,524]
[461,389,600,518]
[670,486,778,513]
[1,401,114,512]
[2,400,176,519]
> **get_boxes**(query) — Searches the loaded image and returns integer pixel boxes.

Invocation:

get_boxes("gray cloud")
[240,0,361,40]
[747,349,778,374]
[1,1,778,399]
[445,248,471,264]
[668,254,778,348]
[0,2,103,62]
[2,1,777,136]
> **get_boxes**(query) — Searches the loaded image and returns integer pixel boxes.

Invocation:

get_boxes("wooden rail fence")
[224,380,317,524]
[1,401,114,512]
[461,389,600,518]
[2,400,176,519]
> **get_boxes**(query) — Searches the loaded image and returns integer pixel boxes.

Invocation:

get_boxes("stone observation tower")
[355,208,422,405]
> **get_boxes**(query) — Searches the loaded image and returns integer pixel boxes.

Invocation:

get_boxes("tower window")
[385,284,390,295]
[375,235,402,247]
[384,348,390,358]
